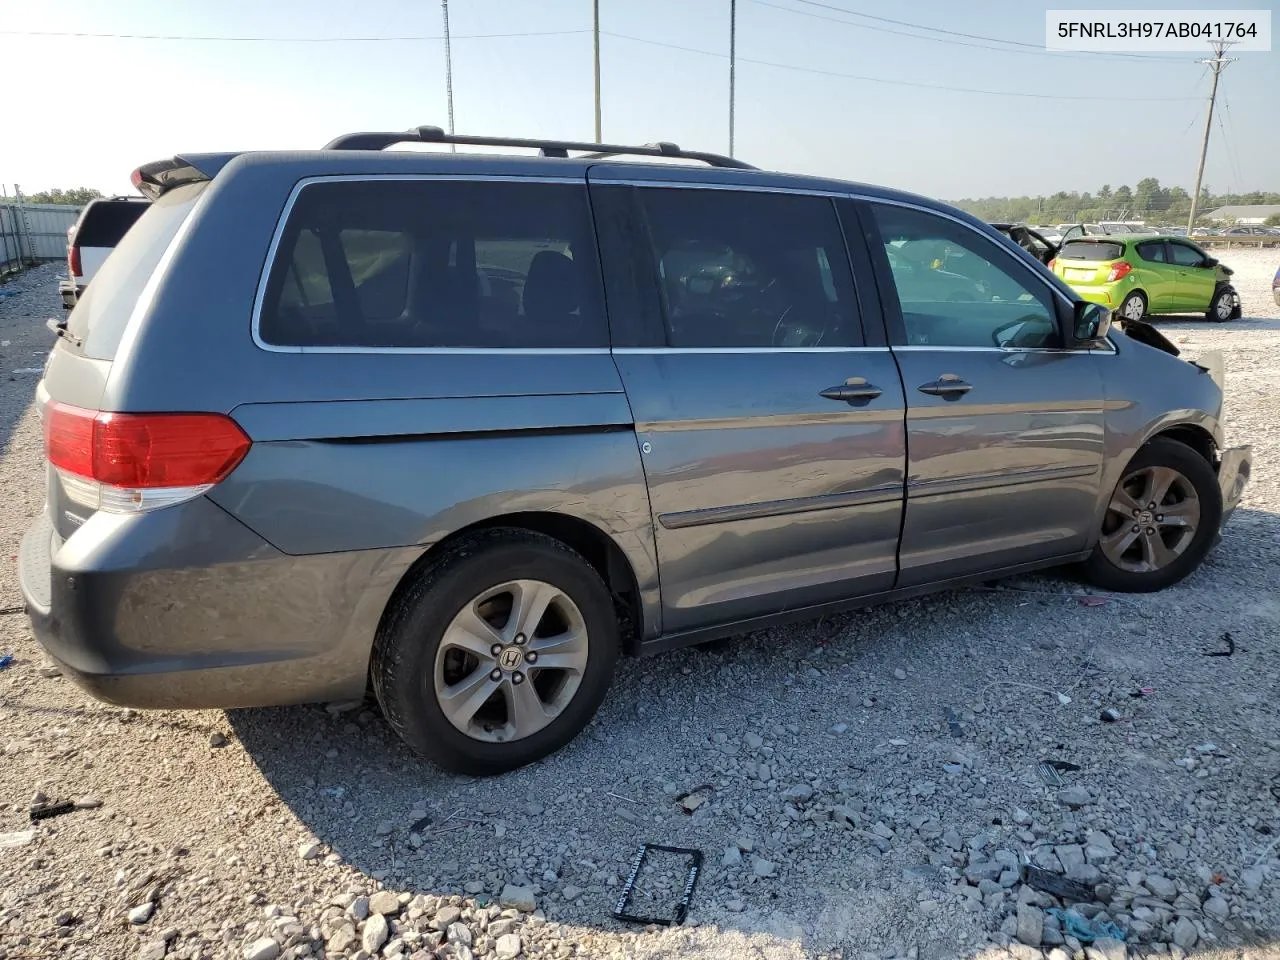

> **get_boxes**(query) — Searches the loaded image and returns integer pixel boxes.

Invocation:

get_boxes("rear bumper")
[1069,286,1120,308]
[18,499,415,710]
[1218,444,1251,524]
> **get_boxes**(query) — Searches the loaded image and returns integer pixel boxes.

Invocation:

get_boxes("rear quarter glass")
[73,201,149,247]
[66,183,208,360]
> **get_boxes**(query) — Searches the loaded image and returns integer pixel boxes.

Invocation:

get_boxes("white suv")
[58,197,149,309]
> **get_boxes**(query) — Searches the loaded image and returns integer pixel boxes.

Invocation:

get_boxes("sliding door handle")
[918,374,972,398]
[821,378,883,404]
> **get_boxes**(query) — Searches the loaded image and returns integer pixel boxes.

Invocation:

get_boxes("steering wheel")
[771,306,828,347]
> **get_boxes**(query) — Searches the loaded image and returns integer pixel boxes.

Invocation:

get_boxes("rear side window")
[1059,241,1124,261]
[67,183,206,360]
[74,201,149,247]
[258,179,606,349]
[1135,241,1167,263]
[636,188,862,348]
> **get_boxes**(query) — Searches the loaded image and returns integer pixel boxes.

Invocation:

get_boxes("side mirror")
[1072,301,1112,344]
[1202,257,1218,267]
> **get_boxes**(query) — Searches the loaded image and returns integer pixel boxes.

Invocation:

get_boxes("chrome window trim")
[251,173,1112,357]
[612,346,888,355]
[894,342,1118,356]
[251,173,594,356]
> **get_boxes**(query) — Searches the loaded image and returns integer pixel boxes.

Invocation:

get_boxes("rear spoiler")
[130,153,239,200]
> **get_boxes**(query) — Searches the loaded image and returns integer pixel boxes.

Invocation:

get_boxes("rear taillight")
[1106,261,1132,283]
[44,402,250,513]
[68,244,82,278]
[1047,258,1056,271]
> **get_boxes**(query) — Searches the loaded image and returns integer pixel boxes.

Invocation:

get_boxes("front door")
[1167,240,1216,312]
[860,201,1107,587]
[589,174,907,634]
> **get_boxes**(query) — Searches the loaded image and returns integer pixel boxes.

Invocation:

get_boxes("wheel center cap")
[498,646,525,671]
[1138,510,1154,524]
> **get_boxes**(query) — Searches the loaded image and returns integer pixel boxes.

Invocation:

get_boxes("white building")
[1204,204,1280,225]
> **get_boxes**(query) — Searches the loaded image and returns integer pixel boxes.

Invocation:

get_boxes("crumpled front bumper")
[1217,444,1251,524]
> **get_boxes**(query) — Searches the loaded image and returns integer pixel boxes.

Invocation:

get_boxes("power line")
[746,0,1187,64]
[603,31,1198,102]
[0,27,590,42]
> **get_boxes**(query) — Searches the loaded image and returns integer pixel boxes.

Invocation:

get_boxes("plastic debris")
[1130,686,1155,698]
[0,653,13,670]
[1204,631,1235,657]
[675,784,714,814]
[1078,596,1108,607]
[1047,906,1125,943]
[1036,760,1081,786]
[1100,708,1123,723]
[29,799,75,822]
[1024,864,1096,903]
[1056,692,1073,706]
[614,844,703,926]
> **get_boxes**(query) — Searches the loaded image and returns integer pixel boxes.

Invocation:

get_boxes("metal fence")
[1,199,80,274]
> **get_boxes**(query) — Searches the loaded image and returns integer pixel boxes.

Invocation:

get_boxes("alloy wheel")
[433,579,589,743]
[1215,293,1234,320]
[1100,465,1201,573]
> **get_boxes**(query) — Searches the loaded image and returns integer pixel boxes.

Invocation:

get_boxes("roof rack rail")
[322,125,756,170]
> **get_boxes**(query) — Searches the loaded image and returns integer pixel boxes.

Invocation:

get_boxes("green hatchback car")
[1050,236,1240,323]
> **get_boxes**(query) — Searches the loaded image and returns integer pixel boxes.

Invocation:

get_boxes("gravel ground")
[1,252,1278,960]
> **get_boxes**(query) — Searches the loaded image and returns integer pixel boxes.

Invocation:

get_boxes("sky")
[0,0,1275,201]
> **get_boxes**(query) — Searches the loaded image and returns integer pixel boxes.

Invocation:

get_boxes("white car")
[58,197,149,309]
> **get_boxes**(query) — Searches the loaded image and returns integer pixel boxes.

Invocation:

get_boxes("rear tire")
[372,528,620,776]
[1117,291,1147,323]
[1081,438,1221,593]
[1207,285,1236,323]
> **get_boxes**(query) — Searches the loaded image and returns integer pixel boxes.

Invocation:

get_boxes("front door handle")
[820,377,883,404]
[918,374,972,398]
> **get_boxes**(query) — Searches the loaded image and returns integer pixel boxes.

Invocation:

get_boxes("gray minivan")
[21,128,1252,775]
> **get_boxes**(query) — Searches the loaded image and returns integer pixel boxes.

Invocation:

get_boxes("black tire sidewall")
[1208,286,1233,322]
[373,531,619,776]
[1083,438,1222,593]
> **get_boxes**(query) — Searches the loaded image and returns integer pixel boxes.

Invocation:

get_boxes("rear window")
[74,200,149,247]
[1059,240,1124,261]
[258,180,606,349]
[66,183,207,360]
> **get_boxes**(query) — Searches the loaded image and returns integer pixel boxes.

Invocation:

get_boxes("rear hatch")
[1053,239,1127,285]
[40,171,225,542]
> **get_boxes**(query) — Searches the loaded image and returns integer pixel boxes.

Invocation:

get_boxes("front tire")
[1117,291,1147,323]
[1207,285,1236,323]
[1081,438,1222,593]
[372,529,620,776]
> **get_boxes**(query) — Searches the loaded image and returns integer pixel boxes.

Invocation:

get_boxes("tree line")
[21,187,104,206]
[953,179,1280,226]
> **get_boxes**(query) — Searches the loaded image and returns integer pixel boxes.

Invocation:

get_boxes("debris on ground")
[1047,906,1125,944]
[1022,864,1097,903]
[29,799,75,821]
[1204,631,1236,657]
[0,652,12,670]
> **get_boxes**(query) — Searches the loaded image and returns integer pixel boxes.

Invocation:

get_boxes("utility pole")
[728,0,736,157]
[442,0,456,151]
[593,0,602,141]
[1186,41,1234,234]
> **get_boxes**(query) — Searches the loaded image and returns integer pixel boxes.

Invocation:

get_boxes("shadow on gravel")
[225,501,1280,956]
